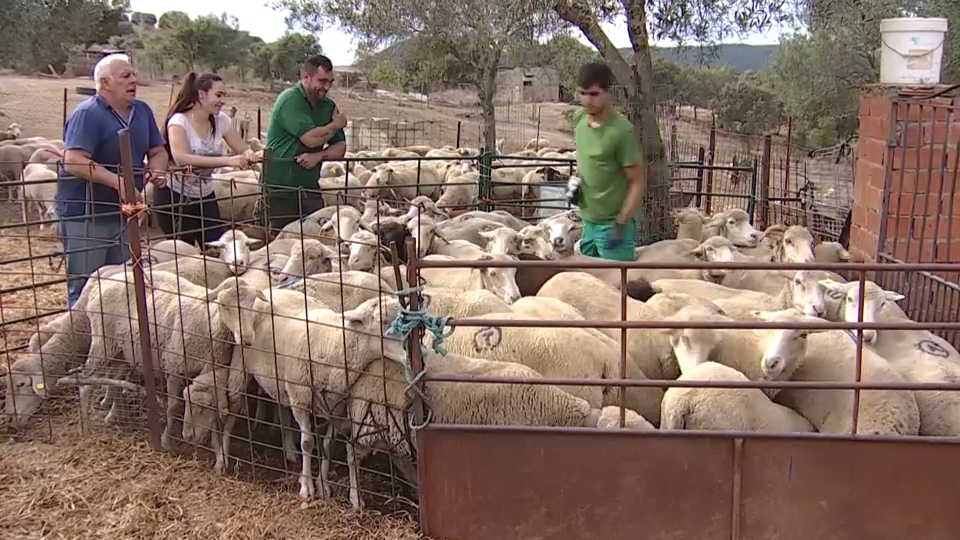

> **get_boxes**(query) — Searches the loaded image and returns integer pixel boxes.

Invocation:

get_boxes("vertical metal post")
[695,146,706,208]
[478,147,492,212]
[118,129,163,451]
[760,135,772,229]
[706,121,717,214]
[403,236,430,535]
[62,88,68,138]
[456,121,462,148]
[257,107,262,139]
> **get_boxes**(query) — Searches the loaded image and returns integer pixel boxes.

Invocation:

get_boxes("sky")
[129,0,786,67]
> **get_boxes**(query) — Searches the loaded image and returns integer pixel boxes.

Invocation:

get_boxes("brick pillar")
[850,86,960,265]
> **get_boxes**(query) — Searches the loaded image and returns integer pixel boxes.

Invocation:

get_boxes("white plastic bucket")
[879,17,949,85]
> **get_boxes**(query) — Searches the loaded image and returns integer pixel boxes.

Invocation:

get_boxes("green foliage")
[711,77,782,134]
[266,33,323,82]
[0,0,133,71]
[510,33,600,93]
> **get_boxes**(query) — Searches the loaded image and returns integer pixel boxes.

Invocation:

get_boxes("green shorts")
[579,219,638,261]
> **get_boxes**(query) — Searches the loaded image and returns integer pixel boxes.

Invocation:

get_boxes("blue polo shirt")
[57,95,164,218]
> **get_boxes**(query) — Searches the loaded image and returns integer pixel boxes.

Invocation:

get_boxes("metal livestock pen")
[2,90,959,539]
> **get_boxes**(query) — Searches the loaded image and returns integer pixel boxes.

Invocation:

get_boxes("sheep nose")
[862,330,877,343]
[552,237,565,248]
[763,356,784,377]
[242,339,254,347]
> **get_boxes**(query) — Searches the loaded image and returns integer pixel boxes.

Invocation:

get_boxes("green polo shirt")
[573,109,642,223]
[263,82,346,200]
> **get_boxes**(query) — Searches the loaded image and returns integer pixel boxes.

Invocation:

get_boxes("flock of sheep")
[1,132,958,512]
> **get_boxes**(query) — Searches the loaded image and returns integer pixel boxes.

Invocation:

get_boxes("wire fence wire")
[1,101,959,531]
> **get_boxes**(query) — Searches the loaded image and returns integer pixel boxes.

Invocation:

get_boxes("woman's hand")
[227,154,251,169]
[241,149,258,163]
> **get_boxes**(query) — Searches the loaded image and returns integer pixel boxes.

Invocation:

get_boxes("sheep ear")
[256,290,268,302]
[883,290,905,302]
[342,308,367,327]
[479,230,496,239]
[750,309,774,321]
[205,239,225,250]
[32,376,49,398]
[818,279,846,293]
[837,249,851,261]
[688,245,706,258]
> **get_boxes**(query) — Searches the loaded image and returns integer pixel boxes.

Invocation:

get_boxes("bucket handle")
[881,36,946,58]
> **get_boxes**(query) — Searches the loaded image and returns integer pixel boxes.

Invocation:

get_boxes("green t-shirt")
[263,82,346,199]
[573,109,642,223]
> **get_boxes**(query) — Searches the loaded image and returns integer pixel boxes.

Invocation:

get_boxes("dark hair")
[163,72,224,151]
[578,62,614,91]
[301,54,334,77]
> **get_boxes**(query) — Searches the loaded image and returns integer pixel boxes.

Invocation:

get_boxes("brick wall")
[850,86,960,266]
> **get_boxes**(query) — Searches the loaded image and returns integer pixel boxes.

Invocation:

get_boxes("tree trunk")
[554,0,673,241]
[476,51,501,152]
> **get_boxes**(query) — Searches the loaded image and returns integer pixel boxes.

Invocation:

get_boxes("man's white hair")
[93,53,131,91]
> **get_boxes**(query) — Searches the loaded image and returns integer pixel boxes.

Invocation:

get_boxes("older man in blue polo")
[59,53,169,307]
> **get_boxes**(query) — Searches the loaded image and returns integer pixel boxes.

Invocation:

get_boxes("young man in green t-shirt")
[261,54,347,232]
[567,62,646,261]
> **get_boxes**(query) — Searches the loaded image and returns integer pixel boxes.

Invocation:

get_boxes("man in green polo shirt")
[262,54,347,231]
[568,62,646,261]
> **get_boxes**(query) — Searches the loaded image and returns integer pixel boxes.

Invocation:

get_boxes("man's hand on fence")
[145,170,167,188]
[295,152,323,169]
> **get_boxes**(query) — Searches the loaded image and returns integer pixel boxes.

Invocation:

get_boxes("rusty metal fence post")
[760,134,772,229]
[118,128,164,450]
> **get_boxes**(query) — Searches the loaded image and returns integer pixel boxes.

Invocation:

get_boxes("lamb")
[814,241,851,263]
[438,311,664,425]
[418,286,512,318]
[2,310,91,428]
[203,228,262,275]
[338,353,646,508]
[668,270,828,320]
[480,226,556,259]
[419,253,522,305]
[739,224,816,263]
[672,207,708,240]
[279,270,395,312]
[539,209,583,254]
[273,238,338,284]
[819,279,960,436]
[701,208,760,247]
[0,122,22,141]
[211,172,260,223]
[537,271,725,381]
[773,328,921,436]
[365,163,443,200]
[19,166,58,230]
[214,293,407,499]
[452,210,527,230]
[75,271,259,439]
[658,306,816,433]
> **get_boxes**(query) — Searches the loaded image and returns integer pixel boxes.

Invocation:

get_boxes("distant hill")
[635,44,780,73]
[359,39,779,74]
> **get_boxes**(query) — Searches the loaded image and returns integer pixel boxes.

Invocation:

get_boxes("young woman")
[159,72,257,247]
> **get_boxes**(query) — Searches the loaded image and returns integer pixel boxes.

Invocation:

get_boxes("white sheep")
[278,270,395,312]
[438,311,663,425]
[2,310,91,428]
[338,352,646,508]
[419,252,521,305]
[19,166,58,230]
[658,306,816,433]
[819,279,960,436]
[214,293,406,499]
[701,208,760,247]
[774,329,921,436]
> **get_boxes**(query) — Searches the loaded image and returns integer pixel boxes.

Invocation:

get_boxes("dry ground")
[0,426,422,540]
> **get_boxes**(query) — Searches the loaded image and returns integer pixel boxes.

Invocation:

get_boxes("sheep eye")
[846,297,853,303]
